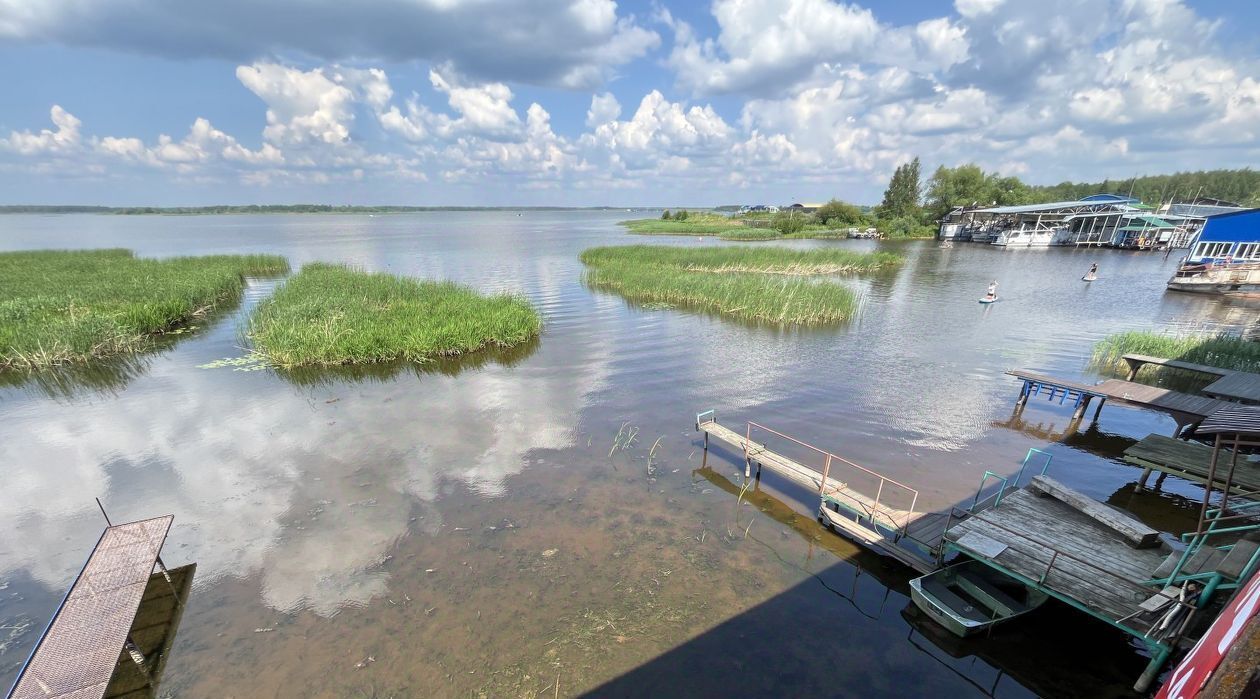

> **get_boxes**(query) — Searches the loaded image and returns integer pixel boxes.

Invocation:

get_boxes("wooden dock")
[1123,353,1260,405]
[696,412,943,573]
[1008,369,1230,429]
[1124,433,1260,496]
[945,482,1170,622]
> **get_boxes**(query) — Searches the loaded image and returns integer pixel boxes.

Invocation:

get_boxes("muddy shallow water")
[1,211,1258,697]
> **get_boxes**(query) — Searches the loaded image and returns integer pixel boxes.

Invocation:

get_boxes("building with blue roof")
[1186,208,1260,264]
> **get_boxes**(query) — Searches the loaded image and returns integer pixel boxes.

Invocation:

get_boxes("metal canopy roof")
[1198,406,1260,436]
[971,200,1139,215]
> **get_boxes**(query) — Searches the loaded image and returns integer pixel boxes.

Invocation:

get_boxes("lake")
[1,211,1257,697]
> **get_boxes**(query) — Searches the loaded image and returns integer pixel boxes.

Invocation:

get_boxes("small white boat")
[910,560,1049,637]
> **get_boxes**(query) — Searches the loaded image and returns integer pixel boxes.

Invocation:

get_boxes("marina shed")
[1186,208,1260,264]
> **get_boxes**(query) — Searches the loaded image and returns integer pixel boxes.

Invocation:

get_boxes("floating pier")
[695,410,948,573]
[8,513,193,699]
[943,477,1201,692]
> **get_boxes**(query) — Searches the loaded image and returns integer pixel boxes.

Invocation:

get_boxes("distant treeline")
[0,204,643,215]
[1029,169,1260,208]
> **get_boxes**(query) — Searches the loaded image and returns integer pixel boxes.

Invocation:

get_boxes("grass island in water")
[0,249,289,370]
[580,245,900,324]
[249,263,541,367]
[1092,331,1260,375]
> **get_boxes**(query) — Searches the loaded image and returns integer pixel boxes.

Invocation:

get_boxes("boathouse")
[1186,208,1260,264]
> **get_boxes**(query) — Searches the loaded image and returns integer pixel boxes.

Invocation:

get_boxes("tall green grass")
[579,245,900,324]
[0,249,289,369]
[620,218,735,235]
[249,263,541,367]
[718,229,781,241]
[580,245,901,275]
[1092,331,1260,375]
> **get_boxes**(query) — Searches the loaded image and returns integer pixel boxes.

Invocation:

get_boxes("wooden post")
[1072,395,1091,421]
[1093,398,1105,421]
[1197,434,1223,537]
[1135,466,1153,493]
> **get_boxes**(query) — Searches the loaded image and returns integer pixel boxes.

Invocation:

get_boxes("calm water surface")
[1,212,1258,697]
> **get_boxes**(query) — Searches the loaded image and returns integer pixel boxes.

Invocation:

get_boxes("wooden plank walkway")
[10,516,173,699]
[945,488,1168,622]
[1124,433,1260,496]
[698,418,941,573]
[1122,353,1260,405]
[1008,369,1230,425]
[1204,372,1260,404]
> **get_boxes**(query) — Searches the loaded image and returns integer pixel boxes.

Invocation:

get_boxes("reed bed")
[579,245,900,324]
[0,249,289,369]
[718,229,780,241]
[619,218,735,235]
[249,263,541,367]
[1092,331,1260,375]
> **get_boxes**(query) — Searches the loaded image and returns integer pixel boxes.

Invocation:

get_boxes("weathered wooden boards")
[1027,475,1160,548]
[1204,372,1260,404]
[1122,353,1260,405]
[945,488,1167,622]
[1122,353,1230,381]
[1124,433,1260,495]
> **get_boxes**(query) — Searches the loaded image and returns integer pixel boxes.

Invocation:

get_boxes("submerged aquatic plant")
[248,263,541,367]
[0,249,290,370]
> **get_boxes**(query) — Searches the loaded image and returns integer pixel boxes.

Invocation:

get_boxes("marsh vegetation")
[579,245,899,324]
[248,263,541,367]
[1092,331,1260,375]
[0,249,289,370]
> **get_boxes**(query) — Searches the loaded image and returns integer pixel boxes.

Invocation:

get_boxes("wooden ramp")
[1125,433,1260,496]
[697,413,942,573]
[9,515,187,699]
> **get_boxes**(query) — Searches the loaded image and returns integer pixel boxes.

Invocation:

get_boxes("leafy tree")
[675,209,689,221]
[661,209,672,220]
[773,211,806,234]
[924,164,989,220]
[877,215,934,239]
[879,157,922,220]
[814,199,866,226]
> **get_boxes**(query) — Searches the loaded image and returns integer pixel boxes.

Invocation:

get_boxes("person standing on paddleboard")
[985,280,997,301]
[1084,262,1097,281]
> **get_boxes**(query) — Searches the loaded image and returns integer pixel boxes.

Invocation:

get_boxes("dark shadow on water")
[593,464,1152,698]
[993,408,1138,460]
[272,335,542,387]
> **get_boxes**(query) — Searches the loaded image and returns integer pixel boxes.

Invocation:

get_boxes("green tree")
[661,209,672,220]
[924,164,989,220]
[813,199,866,226]
[675,209,689,221]
[879,157,922,220]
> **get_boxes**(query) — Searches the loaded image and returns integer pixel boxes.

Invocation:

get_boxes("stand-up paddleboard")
[1082,274,1096,282]
[979,296,997,304]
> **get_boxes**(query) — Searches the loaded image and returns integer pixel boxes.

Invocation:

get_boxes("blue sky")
[2,0,1259,206]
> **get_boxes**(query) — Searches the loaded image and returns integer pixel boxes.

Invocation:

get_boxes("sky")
[2,0,1260,207]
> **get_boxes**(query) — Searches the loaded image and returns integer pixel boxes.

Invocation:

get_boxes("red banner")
[1157,570,1260,699]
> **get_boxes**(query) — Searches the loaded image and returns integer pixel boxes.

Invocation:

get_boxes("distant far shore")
[0,205,672,215]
